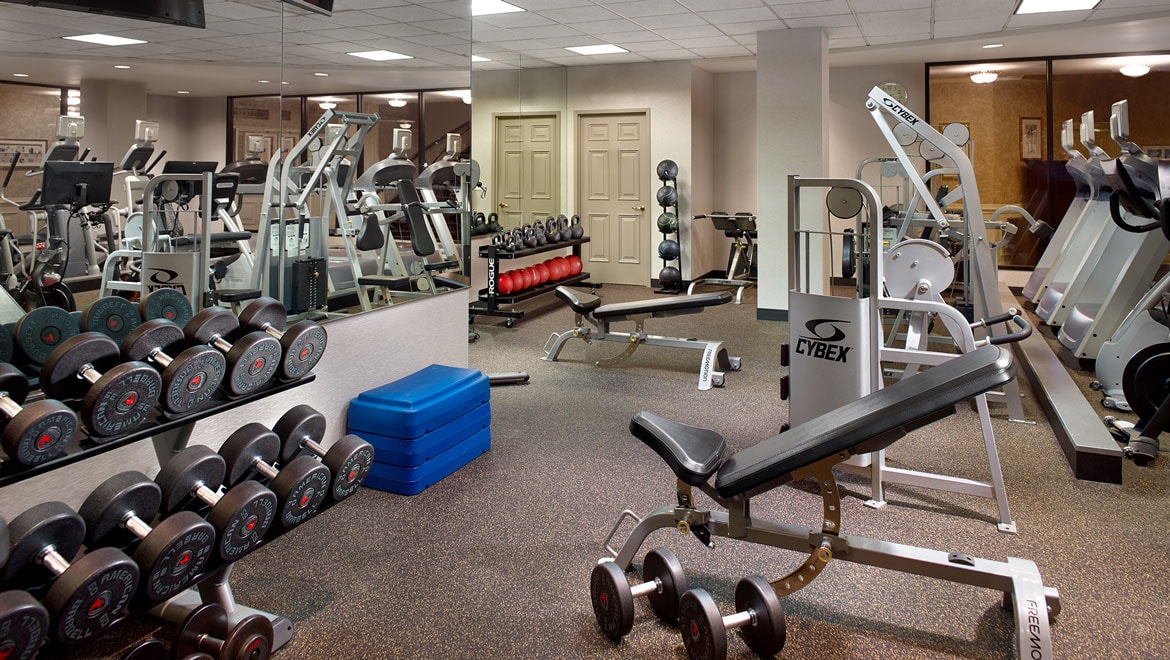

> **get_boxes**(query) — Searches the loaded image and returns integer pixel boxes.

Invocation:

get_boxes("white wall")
[710,71,759,278]
[688,67,716,281]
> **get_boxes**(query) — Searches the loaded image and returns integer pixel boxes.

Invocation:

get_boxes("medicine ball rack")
[655,160,683,294]
[470,236,594,328]
[0,373,317,655]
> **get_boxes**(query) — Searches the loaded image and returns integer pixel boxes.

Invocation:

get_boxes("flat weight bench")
[543,286,741,390]
[599,345,1058,658]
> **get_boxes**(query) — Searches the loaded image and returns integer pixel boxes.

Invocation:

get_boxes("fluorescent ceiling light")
[982,43,1003,49]
[566,44,628,55]
[12,73,28,77]
[258,80,270,83]
[177,90,190,94]
[471,55,490,62]
[1015,0,1099,14]
[472,0,524,16]
[281,81,290,85]
[970,71,998,84]
[64,34,146,46]
[388,99,407,108]
[314,72,329,77]
[348,50,411,61]
[1120,64,1150,77]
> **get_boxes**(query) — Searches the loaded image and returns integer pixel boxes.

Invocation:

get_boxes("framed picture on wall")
[1020,117,1043,160]
[0,139,48,167]
[1146,146,1164,159]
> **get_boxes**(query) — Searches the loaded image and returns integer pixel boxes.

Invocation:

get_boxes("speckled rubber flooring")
[61,283,1168,659]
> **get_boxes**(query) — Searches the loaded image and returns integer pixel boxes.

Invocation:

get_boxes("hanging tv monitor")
[1,0,205,28]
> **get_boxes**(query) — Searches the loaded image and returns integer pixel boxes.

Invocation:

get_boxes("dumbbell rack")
[655,167,682,295]
[0,374,316,655]
[470,236,593,328]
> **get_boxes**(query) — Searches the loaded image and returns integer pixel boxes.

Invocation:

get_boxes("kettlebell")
[523,226,538,248]
[471,212,488,235]
[535,223,548,246]
[545,216,561,242]
[569,215,584,240]
[487,212,502,233]
[559,215,572,238]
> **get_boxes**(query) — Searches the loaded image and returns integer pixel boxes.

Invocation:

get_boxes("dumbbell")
[590,548,687,641]
[11,306,78,367]
[678,576,786,660]
[156,445,277,562]
[2,501,139,645]
[80,295,141,345]
[185,309,281,396]
[174,603,273,660]
[122,319,227,415]
[39,332,162,437]
[121,639,216,660]
[237,297,328,380]
[0,362,78,466]
[139,288,194,327]
[272,405,373,502]
[219,423,331,529]
[79,471,216,602]
[0,589,49,660]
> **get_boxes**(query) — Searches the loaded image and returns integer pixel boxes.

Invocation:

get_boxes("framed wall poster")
[0,139,48,167]
[1020,117,1043,160]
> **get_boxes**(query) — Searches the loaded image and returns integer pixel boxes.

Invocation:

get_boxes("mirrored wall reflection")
[0,82,71,233]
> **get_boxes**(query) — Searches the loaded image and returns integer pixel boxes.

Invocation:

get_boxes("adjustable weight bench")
[598,345,1058,658]
[543,286,741,390]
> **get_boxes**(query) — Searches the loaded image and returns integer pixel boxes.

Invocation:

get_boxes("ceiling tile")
[719,19,786,35]
[605,0,691,19]
[697,7,779,24]
[769,1,852,20]
[540,6,625,22]
[632,13,709,29]
[689,45,754,58]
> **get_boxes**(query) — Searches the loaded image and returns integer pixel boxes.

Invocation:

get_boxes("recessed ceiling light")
[314,72,329,77]
[1015,0,1099,14]
[982,43,1003,49]
[1120,64,1151,77]
[471,55,490,63]
[388,99,407,108]
[113,65,131,70]
[970,71,999,84]
[12,73,28,77]
[258,80,271,83]
[319,102,337,110]
[64,34,147,46]
[472,0,524,16]
[566,44,628,55]
[348,50,411,61]
[281,81,290,85]
[177,90,190,94]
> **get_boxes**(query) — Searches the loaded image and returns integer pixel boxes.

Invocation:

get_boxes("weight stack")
[346,364,490,495]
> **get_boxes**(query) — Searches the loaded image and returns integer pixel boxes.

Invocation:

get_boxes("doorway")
[494,114,560,227]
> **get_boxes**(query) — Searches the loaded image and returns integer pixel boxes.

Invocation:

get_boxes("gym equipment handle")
[987,315,1032,345]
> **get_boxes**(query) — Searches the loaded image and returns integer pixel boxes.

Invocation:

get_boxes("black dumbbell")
[590,548,687,641]
[156,445,277,563]
[139,288,193,327]
[219,423,331,529]
[11,306,78,367]
[174,602,273,660]
[39,333,162,437]
[122,319,226,415]
[80,296,141,345]
[0,362,78,466]
[2,501,139,645]
[678,576,786,660]
[0,589,49,660]
[79,471,216,602]
[185,309,281,396]
[238,298,328,380]
[272,405,373,502]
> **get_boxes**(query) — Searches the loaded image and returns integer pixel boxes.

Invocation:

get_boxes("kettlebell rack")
[654,160,682,294]
[470,235,593,328]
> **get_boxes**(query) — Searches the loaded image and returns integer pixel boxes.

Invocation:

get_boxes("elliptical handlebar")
[971,309,1032,346]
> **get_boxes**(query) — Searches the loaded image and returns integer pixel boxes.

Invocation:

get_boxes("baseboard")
[757,308,788,322]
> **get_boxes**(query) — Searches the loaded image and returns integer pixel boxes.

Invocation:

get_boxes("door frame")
[573,108,652,285]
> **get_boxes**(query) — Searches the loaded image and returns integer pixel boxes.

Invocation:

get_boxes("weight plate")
[4,401,77,466]
[81,296,140,345]
[878,160,906,179]
[156,445,227,514]
[1122,343,1170,422]
[270,456,330,529]
[678,589,726,660]
[80,362,162,437]
[0,590,48,660]
[184,308,239,346]
[735,575,786,655]
[222,333,281,396]
[323,435,374,502]
[43,547,138,645]
[121,639,169,660]
[892,122,917,147]
[0,323,14,365]
[238,297,287,333]
[161,347,226,415]
[273,404,327,464]
[841,230,856,279]
[208,480,276,562]
[220,424,282,486]
[15,307,79,366]
[278,321,327,380]
[0,362,30,407]
[883,239,954,299]
[139,288,192,326]
[121,319,185,363]
[78,471,162,544]
[643,547,687,623]
[826,187,864,219]
[222,614,274,660]
[0,518,8,568]
[920,140,945,161]
[176,604,229,657]
[133,512,215,602]
[590,560,634,640]
[3,502,85,584]
[40,333,122,402]
[943,122,971,147]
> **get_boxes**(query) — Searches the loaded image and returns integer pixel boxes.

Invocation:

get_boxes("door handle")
[632,205,645,211]
[498,202,509,208]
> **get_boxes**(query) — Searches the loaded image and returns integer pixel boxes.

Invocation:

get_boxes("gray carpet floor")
[61,283,1168,659]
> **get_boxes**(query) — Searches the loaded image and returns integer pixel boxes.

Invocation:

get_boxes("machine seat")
[359,275,412,290]
[424,260,459,273]
[214,288,262,303]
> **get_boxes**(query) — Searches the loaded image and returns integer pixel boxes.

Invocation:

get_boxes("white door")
[495,114,559,228]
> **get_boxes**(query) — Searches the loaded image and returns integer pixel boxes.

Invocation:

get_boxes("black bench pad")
[630,412,726,486]
[713,345,1015,498]
[555,286,602,315]
[359,275,411,290]
[593,290,732,320]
